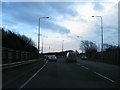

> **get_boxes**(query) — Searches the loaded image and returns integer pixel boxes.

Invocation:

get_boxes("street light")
[38,17,49,53]
[49,46,50,52]
[41,35,48,53]
[62,40,64,52]
[77,36,81,51]
[92,16,104,59]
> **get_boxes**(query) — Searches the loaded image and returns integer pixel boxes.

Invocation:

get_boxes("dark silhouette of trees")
[80,40,97,58]
[2,28,37,53]
[80,40,97,53]
[80,40,119,65]
[103,43,118,51]
[80,41,97,56]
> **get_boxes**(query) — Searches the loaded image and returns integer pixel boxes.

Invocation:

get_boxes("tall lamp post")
[77,36,82,52]
[92,16,104,59]
[49,46,50,52]
[77,36,82,46]
[62,40,64,52]
[38,17,49,53]
[41,35,48,53]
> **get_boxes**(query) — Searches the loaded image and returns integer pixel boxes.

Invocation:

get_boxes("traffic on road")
[18,57,119,88]
[1,1,119,89]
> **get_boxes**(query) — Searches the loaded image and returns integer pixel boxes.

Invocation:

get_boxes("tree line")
[80,40,120,65]
[1,28,37,53]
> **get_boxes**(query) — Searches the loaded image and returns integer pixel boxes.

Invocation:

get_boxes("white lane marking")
[76,63,89,70]
[77,63,115,83]
[19,60,48,89]
[94,72,115,83]
[81,66,89,70]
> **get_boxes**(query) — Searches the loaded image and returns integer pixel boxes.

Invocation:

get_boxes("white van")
[65,51,77,62]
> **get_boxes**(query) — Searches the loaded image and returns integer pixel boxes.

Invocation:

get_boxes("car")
[47,55,57,62]
[44,55,49,61]
[81,55,87,60]
[65,51,77,62]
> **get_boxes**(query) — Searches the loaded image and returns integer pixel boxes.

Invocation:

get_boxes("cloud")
[2,1,119,53]
[2,2,73,34]
[48,23,70,34]
[104,25,118,31]
[2,2,78,22]
[40,20,70,34]
[45,2,78,17]
[93,2,104,11]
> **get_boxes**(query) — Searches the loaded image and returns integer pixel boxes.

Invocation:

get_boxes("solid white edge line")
[19,60,48,89]
[94,72,115,82]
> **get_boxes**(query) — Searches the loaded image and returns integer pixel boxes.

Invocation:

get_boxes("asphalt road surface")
[20,58,120,88]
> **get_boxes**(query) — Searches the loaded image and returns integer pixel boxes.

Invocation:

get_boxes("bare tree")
[2,28,37,53]
[80,40,97,53]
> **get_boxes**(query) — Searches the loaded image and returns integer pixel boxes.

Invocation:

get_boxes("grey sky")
[1,1,119,53]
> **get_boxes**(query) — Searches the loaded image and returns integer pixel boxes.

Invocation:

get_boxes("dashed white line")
[19,60,48,89]
[81,66,89,70]
[94,72,115,82]
[77,63,115,83]
[76,63,89,70]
